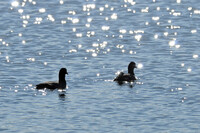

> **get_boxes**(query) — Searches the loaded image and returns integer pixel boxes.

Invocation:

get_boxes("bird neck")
[128,68,134,75]
[59,73,66,84]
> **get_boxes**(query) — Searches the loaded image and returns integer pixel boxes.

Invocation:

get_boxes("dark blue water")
[0,0,200,132]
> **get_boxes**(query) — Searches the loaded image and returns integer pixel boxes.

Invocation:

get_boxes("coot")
[36,68,68,90]
[114,62,137,82]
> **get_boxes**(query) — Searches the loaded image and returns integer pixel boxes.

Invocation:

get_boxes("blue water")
[0,0,200,132]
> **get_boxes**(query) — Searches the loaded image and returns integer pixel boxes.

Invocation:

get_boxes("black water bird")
[114,62,137,83]
[36,68,68,90]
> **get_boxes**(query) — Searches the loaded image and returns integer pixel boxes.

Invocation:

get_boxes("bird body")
[114,72,136,82]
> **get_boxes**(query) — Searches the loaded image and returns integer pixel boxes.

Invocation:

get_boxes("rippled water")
[0,0,200,132]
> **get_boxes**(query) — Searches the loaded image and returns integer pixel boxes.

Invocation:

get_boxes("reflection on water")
[11,1,19,7]
[0,0,200,132]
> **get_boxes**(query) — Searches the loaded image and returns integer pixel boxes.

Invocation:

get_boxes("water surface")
[0,0,200,132]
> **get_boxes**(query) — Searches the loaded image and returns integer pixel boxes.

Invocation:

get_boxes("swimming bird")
[36,68,68,90]
[114,62,137,82]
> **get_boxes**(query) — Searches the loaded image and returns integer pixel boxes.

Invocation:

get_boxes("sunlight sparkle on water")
[72,18,79,24]
[115,71,122,75]
[85,23,90,28]
[169,40,176,47]
[127,9,132,12]
[193,54,198,59]
[76,33,83,37]
[87,18,93,23]
[34,17,43,24]
[27,58,35,62]
[168,20,172,23]
[134,30,144,34]
[124,0,136,5]
[32,1,36,5]
[87,31,95,37]
[39,8,46,13]
[110,7,114,11]
[22,40,26,44]
[44,62,48,65]
[92,53,97,57]
[99,7,104,11]
[72,28,76,32]
[129,30,134,34]
[105,4,109,8]
[77,44,82,48]
[177,87,182,91]
[61,20,67,24]
[83,4,96,11]
[69,49,77,53]
[60,0,64,4]
[23,20,28,24]
[188,7,192,11]
[105,17,109,21]
[21,15,30,19]
[191,30,197,34]
[69,11,76,15]
[102,26,110,31]
[18,9,23,14]
[18,33,22,37]
[187,68,192,72]
[164,32,168,36]
[135,34,142,41]
[173,12,181,16]
[194,10,200,14]
[111,13,118,20]
[175,45,180,49]
[119,29,127,34]
[154,34,158,39]
[92,43,99,47]
[11,1,19,7]
[177,0,181,3]
[47,15,55,22]
[141,7,149,13]
[137,63,143,69]
[152,17,159,21]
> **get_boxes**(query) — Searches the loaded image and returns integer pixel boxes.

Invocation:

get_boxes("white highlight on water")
[11,1,19,7]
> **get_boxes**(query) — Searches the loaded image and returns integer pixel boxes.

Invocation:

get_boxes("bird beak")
[66,72,68,75]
